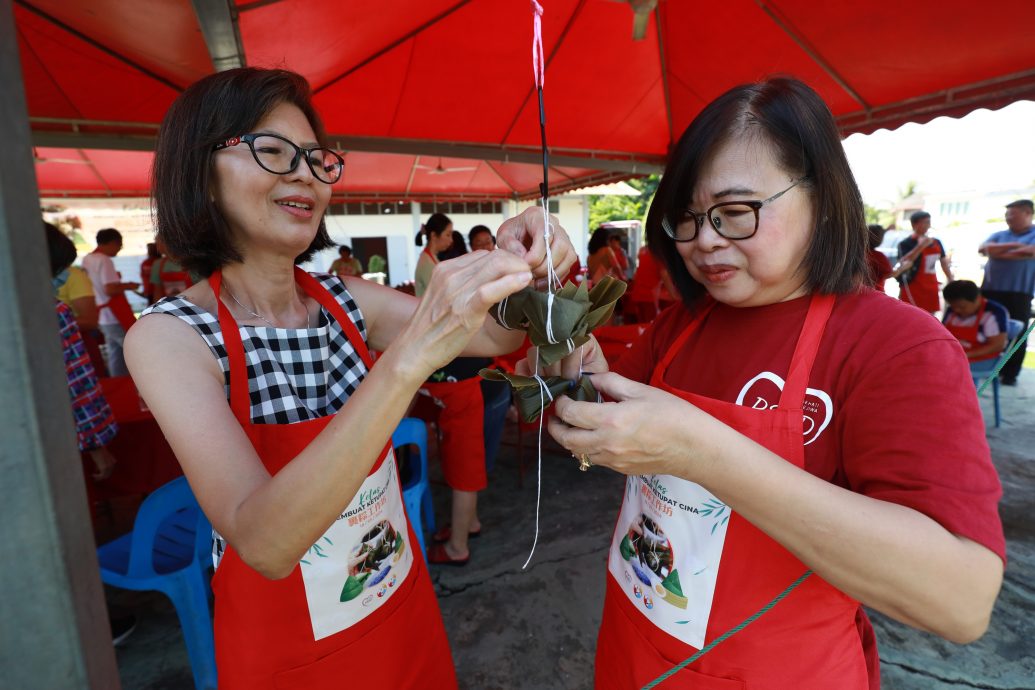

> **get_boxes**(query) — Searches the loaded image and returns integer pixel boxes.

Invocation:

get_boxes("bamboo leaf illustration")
[300,559,311,566]
[693,567,707,576]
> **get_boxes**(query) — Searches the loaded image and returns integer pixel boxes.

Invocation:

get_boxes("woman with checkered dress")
[126,67,576,690]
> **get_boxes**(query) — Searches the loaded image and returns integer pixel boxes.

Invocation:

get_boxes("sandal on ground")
[427,543,469,566]
[432,524,482,543]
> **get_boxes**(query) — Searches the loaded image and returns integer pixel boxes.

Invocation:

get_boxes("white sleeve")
[99,256,120,286]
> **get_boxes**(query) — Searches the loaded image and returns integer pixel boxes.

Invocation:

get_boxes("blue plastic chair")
[971,318,1024,428]
[392,417,434,557]
[96,476,216,690]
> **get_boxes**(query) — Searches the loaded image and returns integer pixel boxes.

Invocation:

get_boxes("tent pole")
[0,1,121,687]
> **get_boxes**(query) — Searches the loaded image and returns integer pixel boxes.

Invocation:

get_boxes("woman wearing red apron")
[548,78,1005,688]
[415,213,491,565]
[126,67,576,688]
[155,256,196,298]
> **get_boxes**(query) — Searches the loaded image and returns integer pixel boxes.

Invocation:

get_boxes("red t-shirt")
[613,289,1005,561]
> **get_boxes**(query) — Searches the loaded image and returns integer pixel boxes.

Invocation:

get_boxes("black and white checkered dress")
[142,274,368,568]
[141,273,369,424]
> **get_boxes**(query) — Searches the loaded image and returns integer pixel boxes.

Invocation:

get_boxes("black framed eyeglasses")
[661,177,806,242]
[213,133,344,184]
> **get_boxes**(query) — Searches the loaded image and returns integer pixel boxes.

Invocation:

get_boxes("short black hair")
[646,77,868,307]
[152,67,334,277]
[468,225,493,245]
[1005,199,1034,212]
[910,211,931,225]
[45,222,77,277]
[95,228,122,246]
[338,246,352,256]
[425,213,452,237]
[588,227,612,254]
[866,224,886,250]
[943,280,980,302]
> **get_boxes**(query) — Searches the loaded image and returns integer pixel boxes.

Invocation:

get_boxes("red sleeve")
[838,335,1005,561]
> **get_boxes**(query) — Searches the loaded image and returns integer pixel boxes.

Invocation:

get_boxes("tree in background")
[588,174,660,231]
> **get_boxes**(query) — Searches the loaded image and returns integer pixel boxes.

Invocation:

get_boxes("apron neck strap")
[656,298,716,374]
[209,270,251,424]
[208,267,375,426]
[779,293,836,410]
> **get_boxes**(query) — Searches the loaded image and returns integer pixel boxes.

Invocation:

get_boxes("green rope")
[976,321,1033,395]
[641,570,814,689]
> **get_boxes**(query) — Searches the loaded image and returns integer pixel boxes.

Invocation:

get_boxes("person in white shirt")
[81,228,139,376]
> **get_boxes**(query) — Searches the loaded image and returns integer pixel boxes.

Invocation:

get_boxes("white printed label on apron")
[608,474,731,649]
[923,253,939,274]
[299,451,413,640]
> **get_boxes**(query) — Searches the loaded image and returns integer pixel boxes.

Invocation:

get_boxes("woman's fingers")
[559,336,608,381]
[578,371,642,403]
[496,207,576,279]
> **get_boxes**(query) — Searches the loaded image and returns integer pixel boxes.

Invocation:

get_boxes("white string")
[522,350,548,570]
[497,295,512,330]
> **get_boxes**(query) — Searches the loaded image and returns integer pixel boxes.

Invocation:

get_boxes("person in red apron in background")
[414,215,491,565]
[941,280,1010,367]
[895,211,953,314]
[82,227,139,376]
[140,242,161,304]
[126,67,576,689]
[547,78,1004,689]
[150,236,197,299]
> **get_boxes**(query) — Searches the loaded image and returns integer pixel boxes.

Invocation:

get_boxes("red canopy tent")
[17,0,1035,198]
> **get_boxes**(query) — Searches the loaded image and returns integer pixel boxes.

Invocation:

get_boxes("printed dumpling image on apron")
[341,520,406,603]
[619,515,689,612]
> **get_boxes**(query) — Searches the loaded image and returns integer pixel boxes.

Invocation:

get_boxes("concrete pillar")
[0,2,121,687]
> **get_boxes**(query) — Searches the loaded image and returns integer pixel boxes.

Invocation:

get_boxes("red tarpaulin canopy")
[17,0,1035,198]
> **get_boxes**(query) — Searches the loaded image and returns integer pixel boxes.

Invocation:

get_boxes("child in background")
[942,280,1009,363]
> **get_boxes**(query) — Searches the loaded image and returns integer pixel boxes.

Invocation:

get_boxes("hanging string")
[523,349,551,570]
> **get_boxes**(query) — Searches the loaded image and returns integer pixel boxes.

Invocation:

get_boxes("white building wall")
[315,196,591,285]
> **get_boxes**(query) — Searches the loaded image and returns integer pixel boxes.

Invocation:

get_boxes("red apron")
[420,377,488,492]
[898,240,942,312]
[596,294,873,690]
[97,292,137,331]
[208,268,456,690]
[944,298,998,362]
[157,257,195,298]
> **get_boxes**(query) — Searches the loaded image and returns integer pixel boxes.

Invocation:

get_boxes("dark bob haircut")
[646,77,869,307]
[151,67,334,277]
[44,222,77,278]
[588,227,612,254]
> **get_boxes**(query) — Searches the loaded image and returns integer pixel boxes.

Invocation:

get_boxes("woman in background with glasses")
[547,78,1004,688]
[125,67,574,689]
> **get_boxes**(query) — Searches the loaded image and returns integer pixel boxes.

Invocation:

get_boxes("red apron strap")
[210,268,376,424]
[779,293,836,410]
[293,267,374,368]
[653,299,716,380]
[208,270,253,425]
